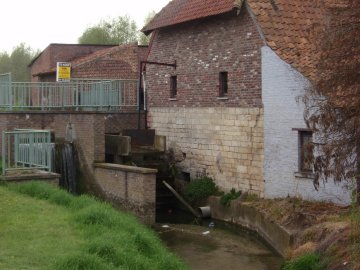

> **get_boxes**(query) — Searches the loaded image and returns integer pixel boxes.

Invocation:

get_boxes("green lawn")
[0,182,187,270]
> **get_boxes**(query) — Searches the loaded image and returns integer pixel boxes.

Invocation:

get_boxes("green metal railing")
[2,129,53,175]
[0,74,139,111]
[0,73,12,109]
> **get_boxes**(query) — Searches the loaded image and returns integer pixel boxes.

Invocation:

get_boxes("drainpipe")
[137,60,177,130]
[137,63,143,130]
[142,71,148,129]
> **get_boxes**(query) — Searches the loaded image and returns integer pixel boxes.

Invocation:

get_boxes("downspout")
[137,31,176,130]
[137,63,143,130]
[137,31,158,130]
[142,71,148,129]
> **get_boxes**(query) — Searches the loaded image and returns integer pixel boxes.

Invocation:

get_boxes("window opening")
[299,131,313,172]
[170,75,177,98]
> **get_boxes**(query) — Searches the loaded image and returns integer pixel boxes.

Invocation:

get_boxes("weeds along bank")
[0,181,187,270]
[182,177,360,270]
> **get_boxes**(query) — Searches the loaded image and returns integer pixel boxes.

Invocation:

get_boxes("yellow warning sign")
[56,62,71,82]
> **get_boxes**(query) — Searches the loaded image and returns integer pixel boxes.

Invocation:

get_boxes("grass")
[0,181,188,270]
[351,203,360,269]
[281,253,324,270]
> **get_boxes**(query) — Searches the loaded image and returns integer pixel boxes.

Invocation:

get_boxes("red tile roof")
[35,44,147,76]
[142,0,334,80]
[247,0,326,80]
[142,0,243,34]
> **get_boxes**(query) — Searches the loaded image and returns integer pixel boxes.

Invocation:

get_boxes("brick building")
[142,0,351,204]
[30,43,148,81]
[29,44,118,82]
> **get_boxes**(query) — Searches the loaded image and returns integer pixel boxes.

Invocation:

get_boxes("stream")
[156,210,283,270]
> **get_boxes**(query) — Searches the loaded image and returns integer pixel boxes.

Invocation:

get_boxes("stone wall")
[149,107,264,195]
[94,163,157,224]
[262,46,351,205]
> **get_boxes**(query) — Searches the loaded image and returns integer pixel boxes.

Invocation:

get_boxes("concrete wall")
[149,107,264,195]
[94,163,157,224]
[209,196,293,256]
[262,46,351,204]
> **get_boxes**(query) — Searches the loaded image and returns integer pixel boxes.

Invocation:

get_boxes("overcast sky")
[0,0,170,53]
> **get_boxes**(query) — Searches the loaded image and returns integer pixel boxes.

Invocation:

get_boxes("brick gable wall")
[146,10,263,108]
[145,10,265,195]
[72,45,143,80]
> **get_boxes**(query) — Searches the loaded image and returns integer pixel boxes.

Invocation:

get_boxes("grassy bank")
[0,181,187,270]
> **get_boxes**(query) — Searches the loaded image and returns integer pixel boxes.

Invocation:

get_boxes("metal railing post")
[47,131,51,172]
[9,73,12,111]
[2,131,5,175]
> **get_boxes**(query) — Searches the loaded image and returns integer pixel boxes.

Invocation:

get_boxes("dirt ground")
[246,197,359,270]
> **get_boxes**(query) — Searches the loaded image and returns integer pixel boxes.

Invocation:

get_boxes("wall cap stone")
[94,162,158,174]
[0,111,141,115]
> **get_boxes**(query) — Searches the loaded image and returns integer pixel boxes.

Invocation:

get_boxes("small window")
[299,131,313,172]
[219,72,228,97]
[170,75,177,98]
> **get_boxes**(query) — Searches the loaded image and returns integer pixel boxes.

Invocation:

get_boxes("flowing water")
[57,143,77,194]
[156,211,283,270]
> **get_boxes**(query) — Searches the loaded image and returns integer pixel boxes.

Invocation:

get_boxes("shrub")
[282,253,325,270]
[184,176,218,203]
[220,188,241,206]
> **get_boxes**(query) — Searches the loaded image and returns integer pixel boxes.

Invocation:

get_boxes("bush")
[184,177,218,203]
[282,253,325,270]
[220,188,241,206]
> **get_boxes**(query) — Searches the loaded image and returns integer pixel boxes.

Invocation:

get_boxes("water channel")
[156,210,283,270]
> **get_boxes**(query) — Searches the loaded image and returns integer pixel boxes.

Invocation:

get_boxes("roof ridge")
[142,0,243,34]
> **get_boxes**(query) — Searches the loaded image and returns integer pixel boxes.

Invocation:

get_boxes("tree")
[138,11,156,45]
[78,15,138,45]
[0,52,11,74]
[0,43,39,82]
[11,43,39,82]
[303,0,360,202]
[77,26,112,45]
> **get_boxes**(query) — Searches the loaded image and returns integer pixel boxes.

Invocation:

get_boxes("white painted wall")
[262,46,351,205]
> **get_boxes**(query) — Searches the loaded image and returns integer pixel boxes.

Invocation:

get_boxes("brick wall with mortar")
[0,112,143,151]
[146,10,264,194]
[262,46,351,205]
[71,45,148,80]
[146,10,263,108]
